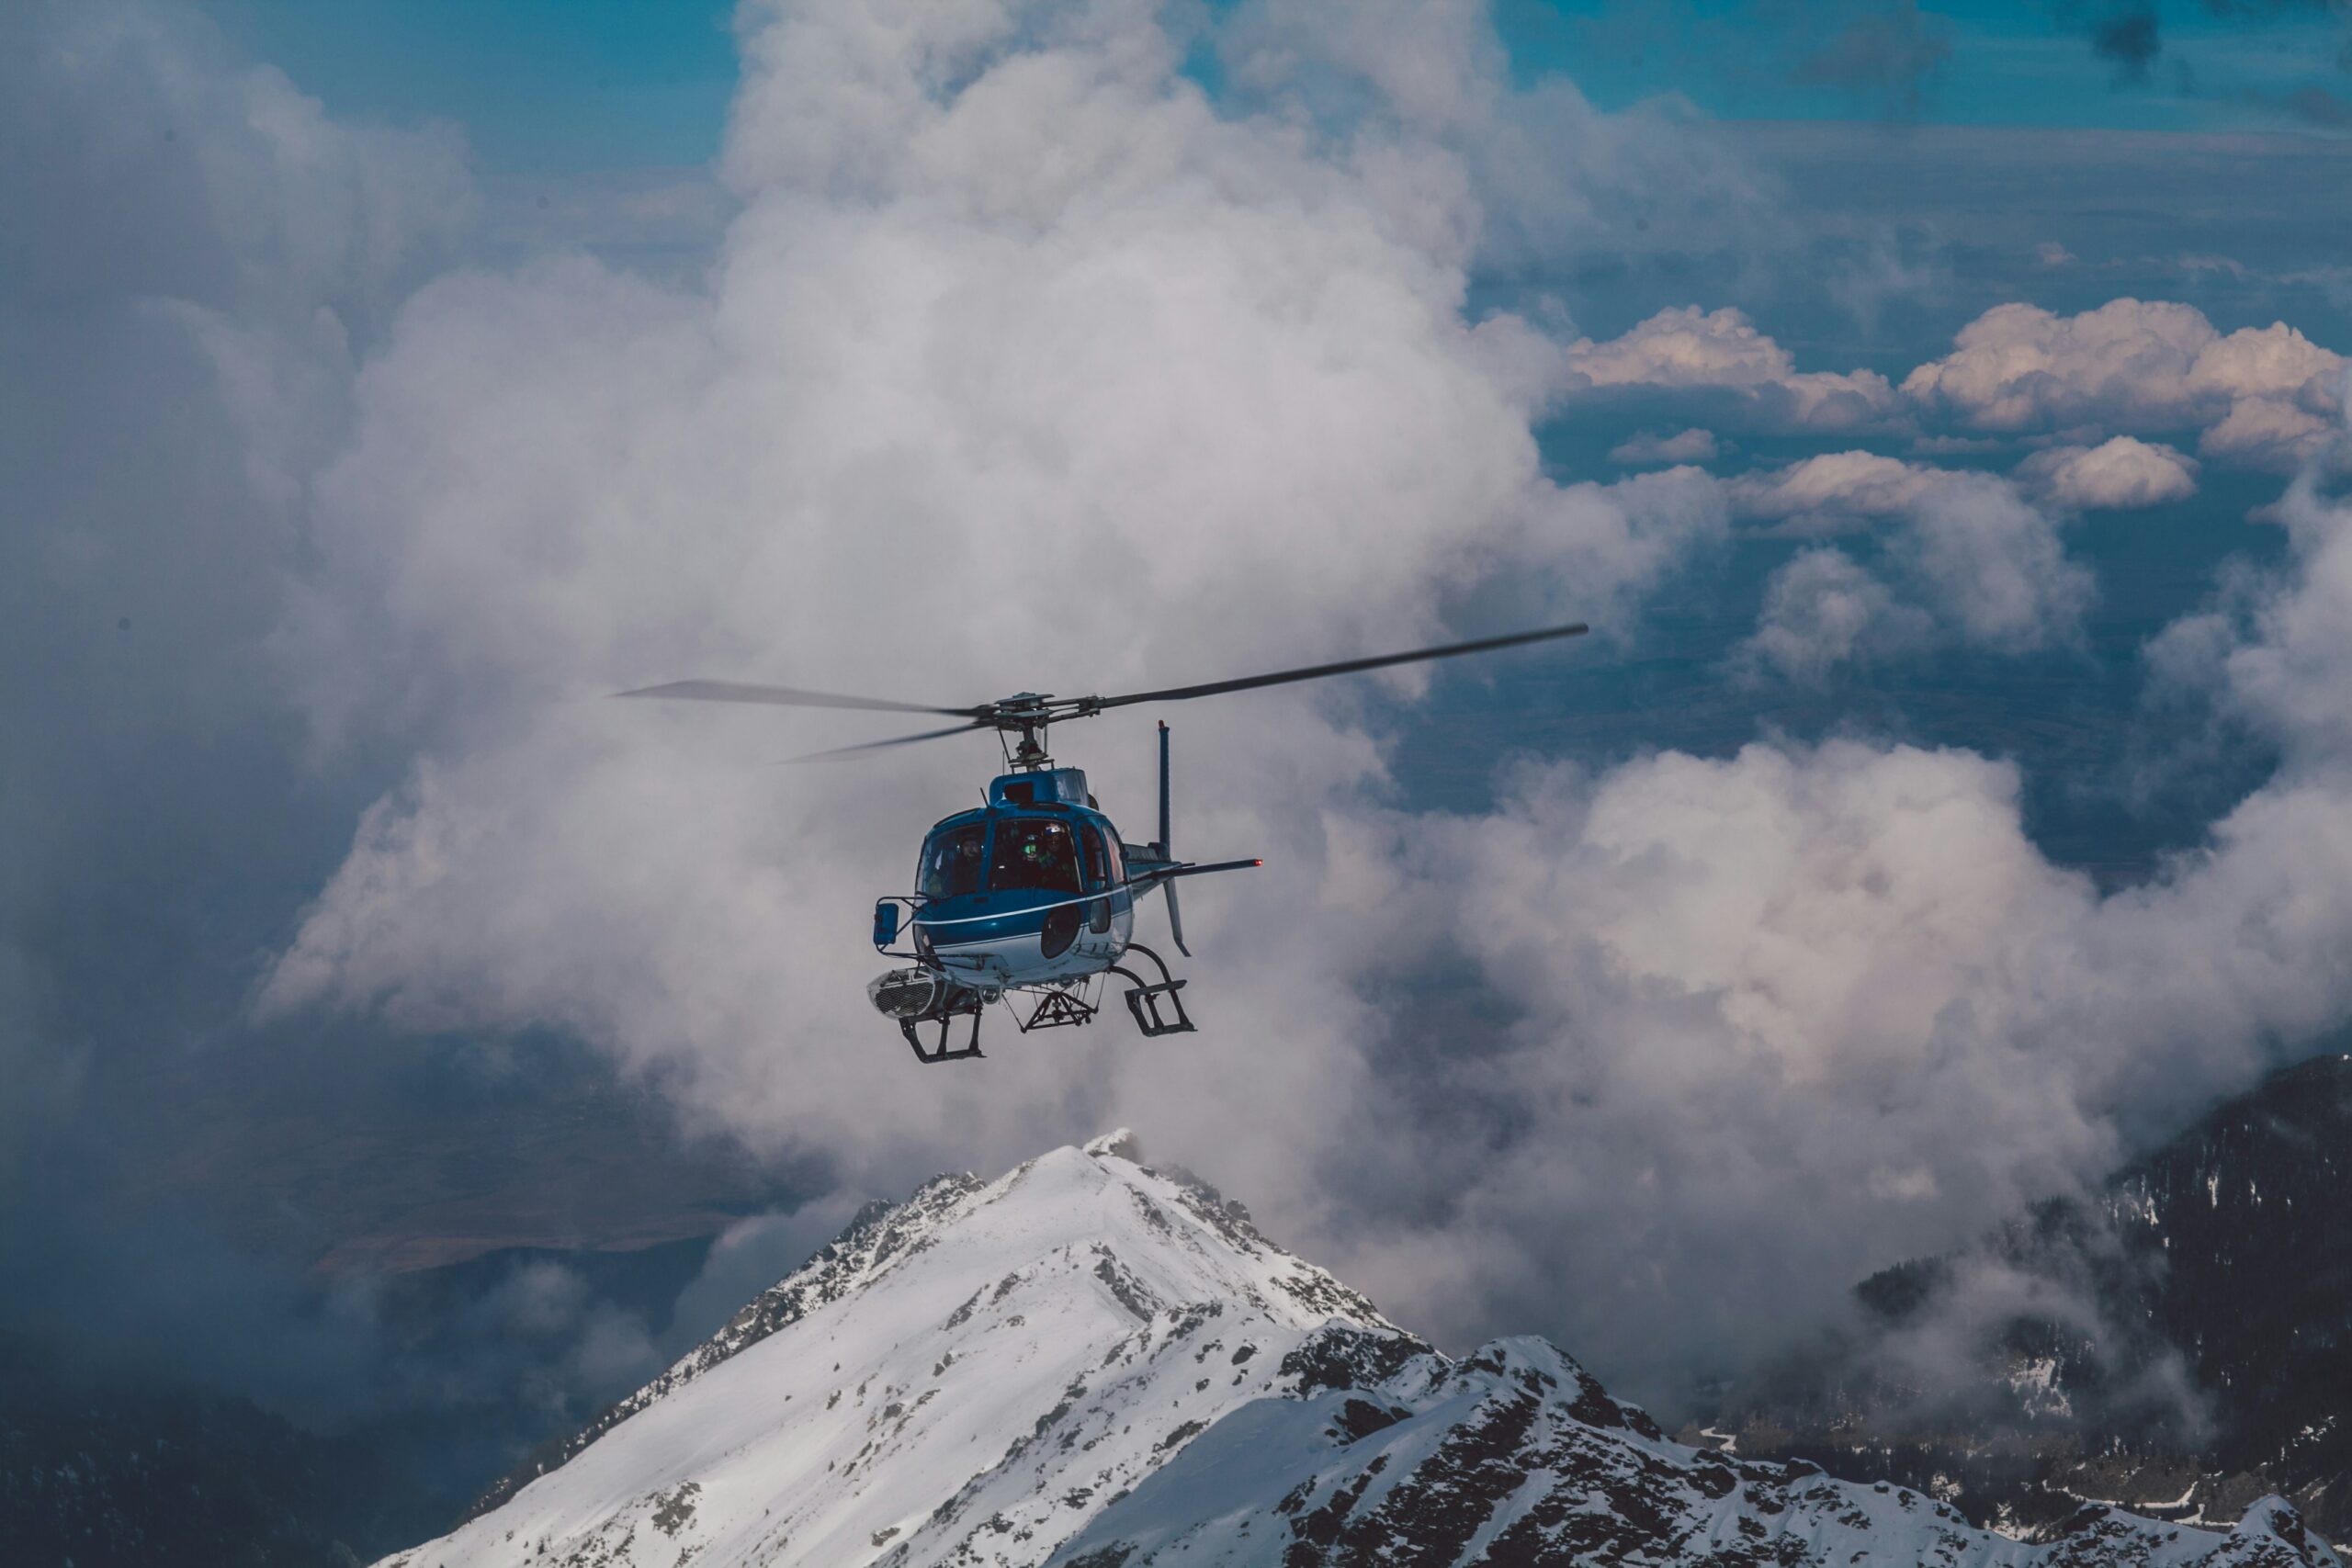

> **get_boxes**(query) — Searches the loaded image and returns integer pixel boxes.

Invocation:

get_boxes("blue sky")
[1508,0,2349,130]
[201,1,2352,355]
[209,0,2350,179]
[209,0,739,170]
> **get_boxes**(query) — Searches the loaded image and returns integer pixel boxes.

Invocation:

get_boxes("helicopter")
[619,621,1589,1064]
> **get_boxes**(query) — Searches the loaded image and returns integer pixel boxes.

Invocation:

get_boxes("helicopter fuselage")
[901,769,1137,990]
[868,744,1253,1059]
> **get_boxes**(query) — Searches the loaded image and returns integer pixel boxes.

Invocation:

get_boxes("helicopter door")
[1080,824,1114,933]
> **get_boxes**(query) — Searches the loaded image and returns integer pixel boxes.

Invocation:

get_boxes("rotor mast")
[995,694,1057,772]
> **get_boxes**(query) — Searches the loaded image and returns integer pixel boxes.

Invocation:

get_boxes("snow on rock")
[377,1136,1397,1568]
[382,1138,2340,1568]
[1053,1337,2339,1568]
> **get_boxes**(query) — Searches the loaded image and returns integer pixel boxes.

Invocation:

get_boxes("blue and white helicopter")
[620,622,1588,1064]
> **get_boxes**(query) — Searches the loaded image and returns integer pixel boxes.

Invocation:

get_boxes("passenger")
[990,818,1080,894]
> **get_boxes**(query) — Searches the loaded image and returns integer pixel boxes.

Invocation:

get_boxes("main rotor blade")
[784,719,994,762]
[1088,621,1590,712]
[615,680,978,717]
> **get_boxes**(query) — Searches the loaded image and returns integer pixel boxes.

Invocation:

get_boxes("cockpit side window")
[1080,824,1112,890]
[988,816,1081,895]
[920,823,988,899]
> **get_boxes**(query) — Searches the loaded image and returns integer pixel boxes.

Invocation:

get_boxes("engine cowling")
[867,966,980,1021]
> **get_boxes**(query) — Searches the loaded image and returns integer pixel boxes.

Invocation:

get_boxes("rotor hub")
[974,694,1058,770]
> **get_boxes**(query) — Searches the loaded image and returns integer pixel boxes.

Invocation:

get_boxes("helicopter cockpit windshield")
[989,816,1082,895]
[920,823,988,899]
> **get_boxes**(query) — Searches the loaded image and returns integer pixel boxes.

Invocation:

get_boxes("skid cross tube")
[1017,987,1099,1032]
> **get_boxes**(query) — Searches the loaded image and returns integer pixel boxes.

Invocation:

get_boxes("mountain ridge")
[385,1132,2342,1568]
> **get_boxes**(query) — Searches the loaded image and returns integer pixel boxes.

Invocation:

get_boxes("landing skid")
[1108,942,1195,1038]
[900,1007,984,1064]
[899,942,1195,1062]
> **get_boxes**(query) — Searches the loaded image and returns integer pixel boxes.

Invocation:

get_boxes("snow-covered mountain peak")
[386,1136,1401,1568]
[1082,1129,1140,1161]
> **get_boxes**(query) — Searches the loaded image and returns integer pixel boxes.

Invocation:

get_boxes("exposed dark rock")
[1060,1334,2332,1566]
[1722,1055,2352,1546]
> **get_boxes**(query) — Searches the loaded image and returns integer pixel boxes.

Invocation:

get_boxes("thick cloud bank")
[254,0,2352,1397]
[36,0,2352,1410]
[1338,473,2352,1377]
[259,0,1729,1204]
[0,0,470,1169]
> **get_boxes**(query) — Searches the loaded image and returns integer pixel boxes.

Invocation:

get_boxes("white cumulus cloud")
[1895,471,2093,648]
[1727,450,1944,531]
[1736,547,1932,683]
[1609,427,1720,467]
[1728,472,2087,681]
[1903,299,2345,470]
[1726,457,2092,673]
[2017,435,2198,510]
[1558,305,1902,431]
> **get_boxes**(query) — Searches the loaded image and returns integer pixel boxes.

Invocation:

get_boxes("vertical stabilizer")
[1157,721,1189,955]
[1157,721,1171,855]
